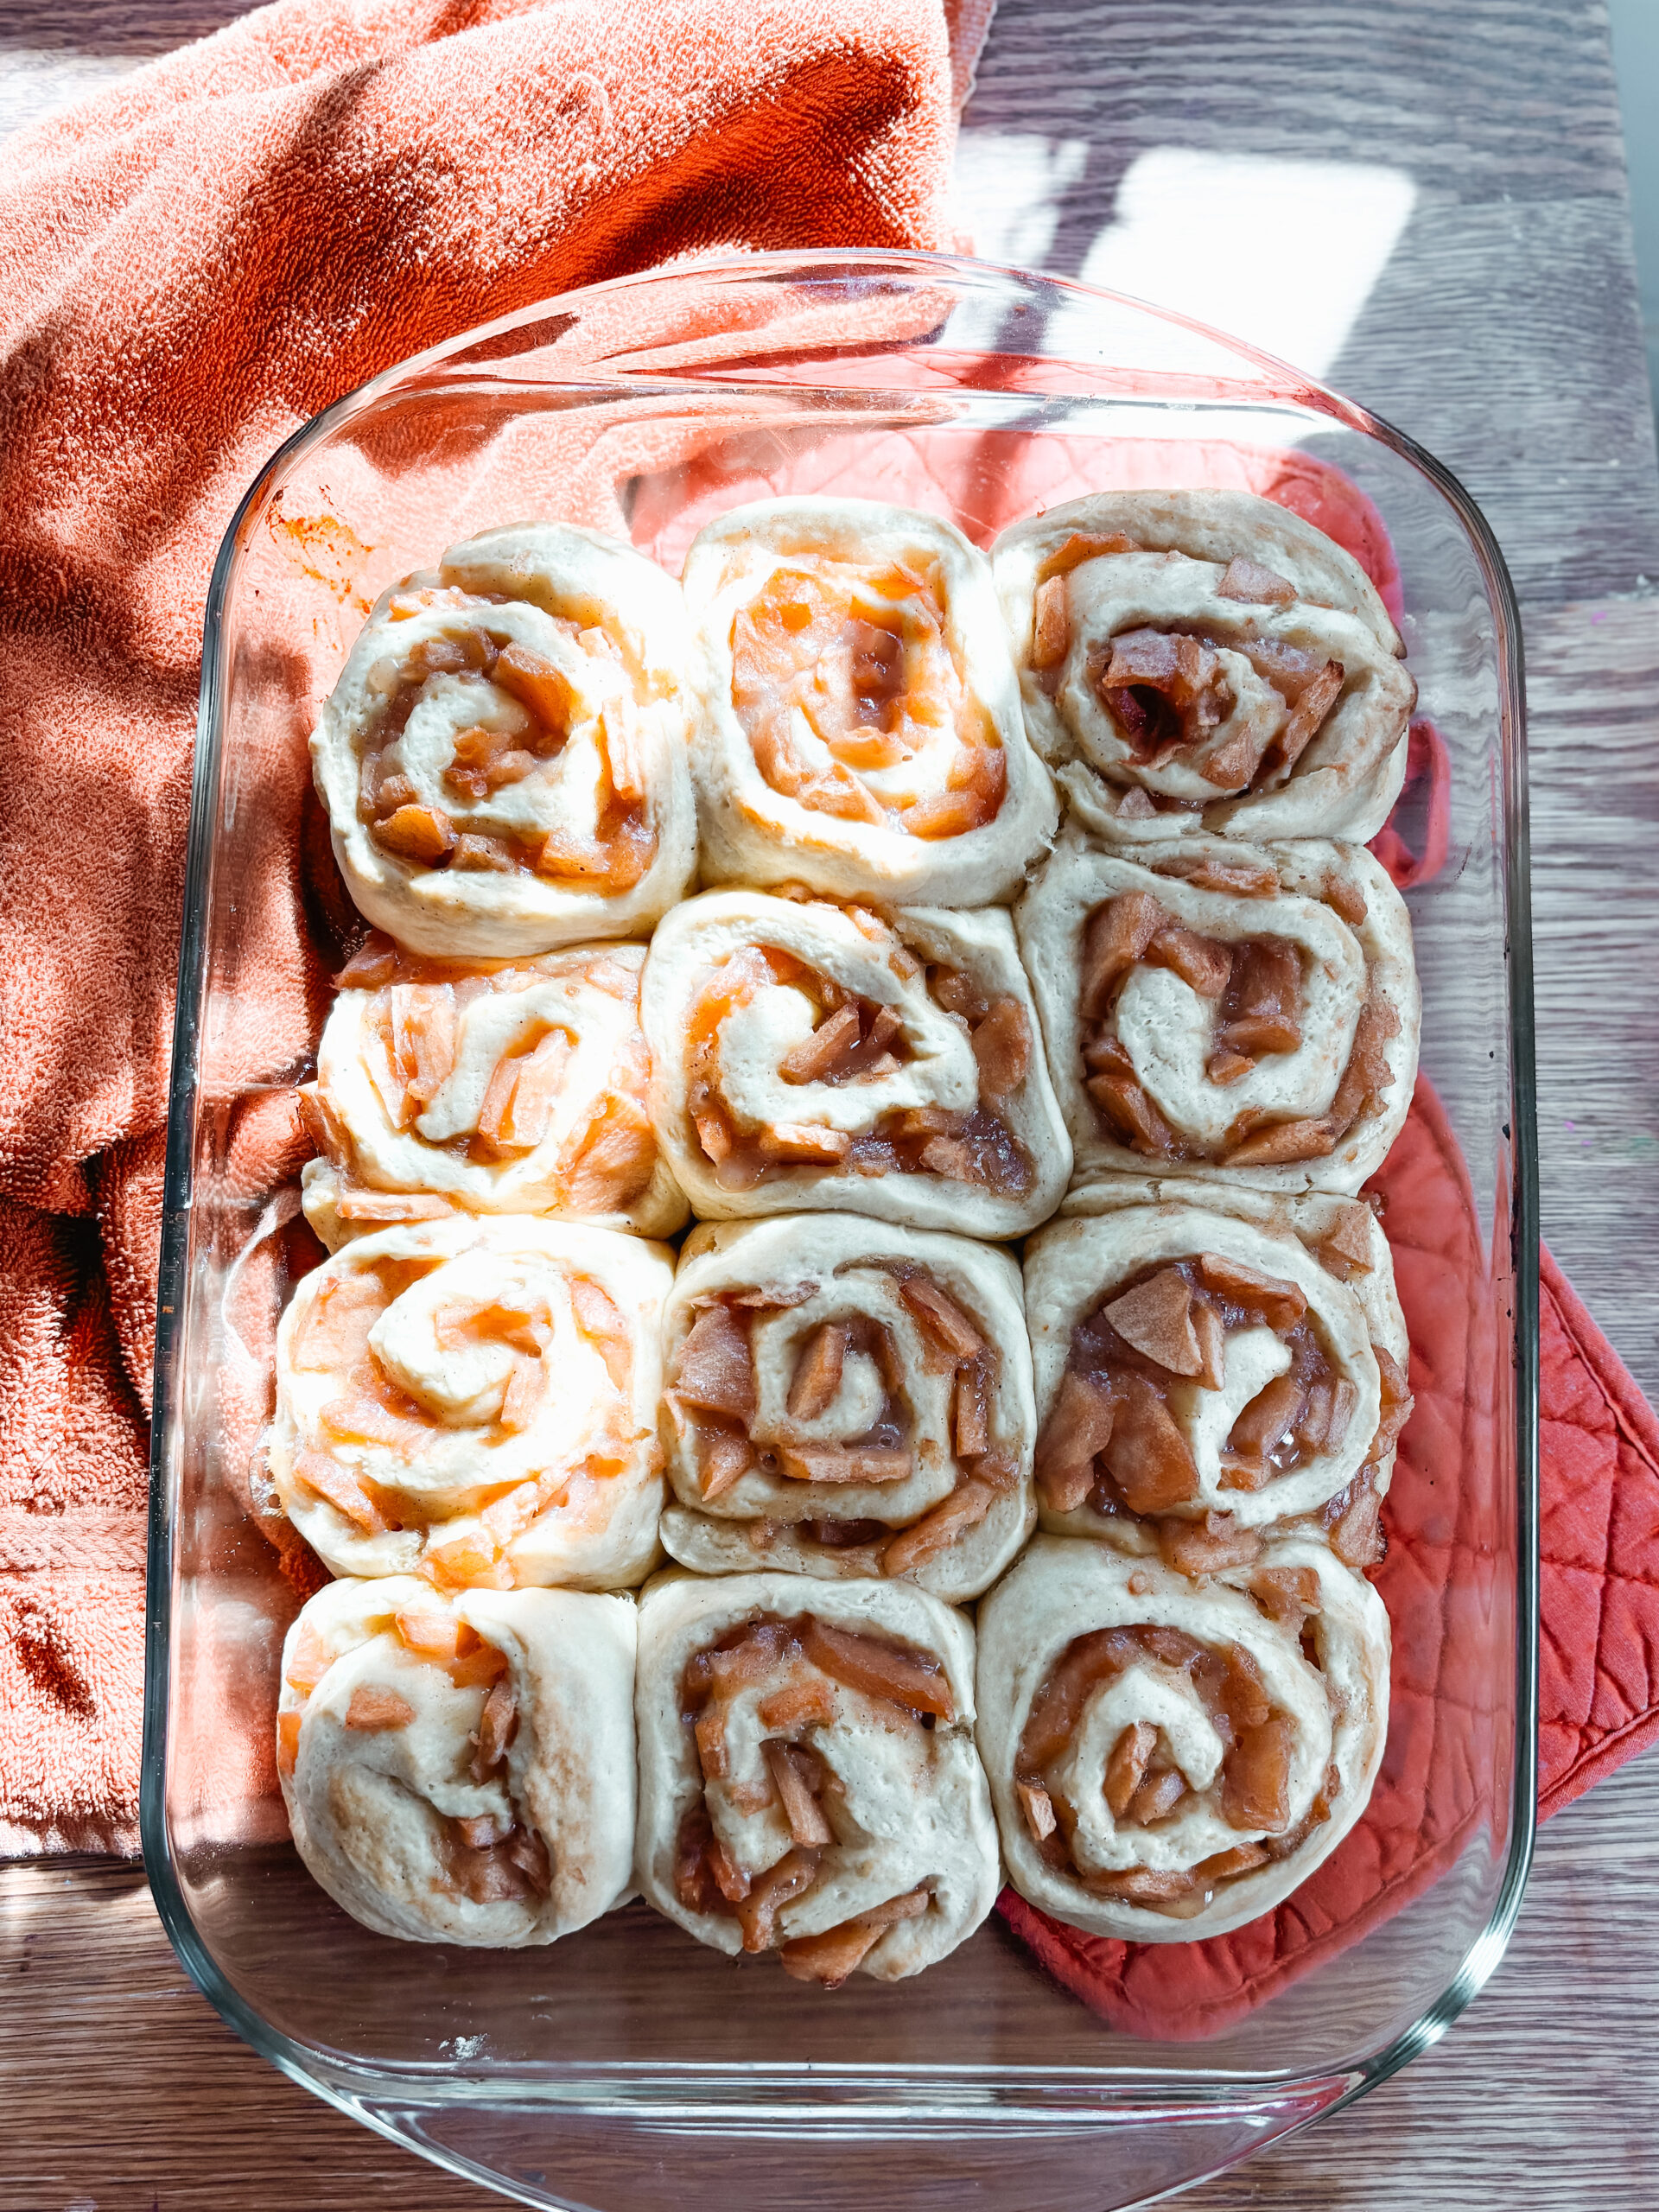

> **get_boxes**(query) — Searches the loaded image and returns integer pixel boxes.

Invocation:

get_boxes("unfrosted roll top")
[298,935,686,1246]
[267,1215,672,1591]
[276,1576,636,1945]
[1023,1197,1412,1576]
[311,522,696,957]
[1017,832,1419,1194]
[635,1571,999,1986]
[641,887,1071,1237]
[683,496,1056,905]
[993,490,1414,845]
[976,1534,1389,1942]
[658,1214,1036,1602]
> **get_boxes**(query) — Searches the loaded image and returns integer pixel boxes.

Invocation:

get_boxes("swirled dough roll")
[276,1576,635,1944]
[1025,1201,1412,1576]
[683,497,1056,905]
[658,1215,1036,1602]
[311,524,696,957]
[298,935,686,1249]
[993,491,1414,843]
[269,1217,671,1590]
[641,888,1071,1236]
[1017,832,1418,1193]
[636,1571,998,1985]
[977,1534,1389,1941]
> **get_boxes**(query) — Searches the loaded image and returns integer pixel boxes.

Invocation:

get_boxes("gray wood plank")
[966,0,1634,208]
[961,0,1659,602]
[1527,594,1659,1397]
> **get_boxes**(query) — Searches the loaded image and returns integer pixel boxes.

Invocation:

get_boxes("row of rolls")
[272,1190,1408,1968]
[313,488,1414,955]
[283,1543,1388,1978]
[300,829,1418,1250]
[273,483,1420,1982]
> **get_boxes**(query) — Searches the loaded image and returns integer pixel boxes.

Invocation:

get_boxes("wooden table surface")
[5,0,1659,2205]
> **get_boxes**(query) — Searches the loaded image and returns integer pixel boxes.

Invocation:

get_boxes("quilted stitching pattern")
[1537,1258,1659,1812]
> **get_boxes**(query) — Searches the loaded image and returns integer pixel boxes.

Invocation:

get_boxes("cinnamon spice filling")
[729,562,1007,839]
[1077,889,1398,1166]
[1316,1344,1413,1569]
[685,944,1035,1194]
[668,1267,1015,1574]
[1031,537,1348,811]
[1033,1255,1399,1576]
[284,1255,633,1586]
[355,606,655,893]
[673,1611,946,1982]
[1014,1618,1339,1914]
[435,1649,554,1904]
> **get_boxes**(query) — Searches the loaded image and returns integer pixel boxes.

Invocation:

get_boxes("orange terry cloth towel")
[0,0,991,1856]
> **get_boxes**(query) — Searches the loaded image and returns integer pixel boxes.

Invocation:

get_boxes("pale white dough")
[641,888,1071,1236]
[976,1535,1389,1941]
[269,1216,671,1589]
[1016,831,1419,1194]
[658,1214,1035,1601]
[992,491,1414,844]
[683,496,1057,904]
[1024,1202,1402,1542]
[300,943,687,1248]
[311,524,696,957]
[278,1575,636,1944]
[635,1571,999,1980]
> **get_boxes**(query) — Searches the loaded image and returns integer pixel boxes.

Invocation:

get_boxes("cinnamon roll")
[683,497,1056,905]
[977,1535,1389,1941]
[277,1575,636,1944]
[297,935,686,1249]
[1024,1199,1411,1576]
[992,491,1414,843]
[311,523,697,957]
[641,888,1071,1236]
[269,1217,671,1590]
[1017,832,1418,1192]
[636,1572,998,1985]
[658,1215,1036,1602]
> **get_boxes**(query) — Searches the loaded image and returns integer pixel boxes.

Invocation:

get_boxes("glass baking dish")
[143,250,1537,2212]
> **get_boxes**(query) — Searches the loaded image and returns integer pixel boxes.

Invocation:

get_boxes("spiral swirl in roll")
[270,1217,671,1590]
[1025,1201,1412,1578]
[658,1215,1036,1601]
[297,935,686,1248]
[636,1572,998,1985]
[683,497,1056,905]
[977,1535,1389,1940]
[642,889,1071,1236]
[277,1576,636,1945]
[311,523,696,956]
[1018,832,1418,1192]
[993,491,1414,843]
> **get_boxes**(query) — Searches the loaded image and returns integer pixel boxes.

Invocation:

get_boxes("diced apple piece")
[344,1685,416,1732]
[1034,1370,1117,1514]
